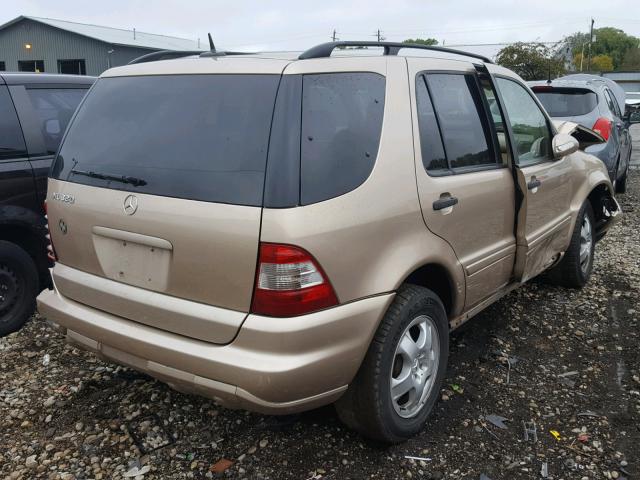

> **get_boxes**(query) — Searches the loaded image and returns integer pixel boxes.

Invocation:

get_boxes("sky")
[3,0,639,58]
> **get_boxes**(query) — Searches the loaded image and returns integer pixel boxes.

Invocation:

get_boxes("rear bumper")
[37,282,393,414]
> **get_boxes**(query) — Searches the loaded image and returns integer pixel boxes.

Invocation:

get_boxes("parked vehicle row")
[529,74,638,193]
[27,42,622,442]
[0,73,94,336]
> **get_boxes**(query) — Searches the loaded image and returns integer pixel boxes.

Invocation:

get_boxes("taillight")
[43,201,57,262]
[251,243,338,317]
[592,117,612,141]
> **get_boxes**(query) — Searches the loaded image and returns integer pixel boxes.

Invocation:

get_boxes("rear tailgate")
[46,72,282,344]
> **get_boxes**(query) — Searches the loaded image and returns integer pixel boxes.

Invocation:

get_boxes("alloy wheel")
[389,315,440,418]
[579,214,593,274]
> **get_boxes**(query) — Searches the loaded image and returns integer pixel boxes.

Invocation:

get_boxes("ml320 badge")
[51,192,75,204]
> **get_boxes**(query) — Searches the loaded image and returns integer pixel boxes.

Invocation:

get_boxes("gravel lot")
[2,163,639,479]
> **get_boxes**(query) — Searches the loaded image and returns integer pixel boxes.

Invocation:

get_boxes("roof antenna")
[200,32,227,57]
[547,60,552,85]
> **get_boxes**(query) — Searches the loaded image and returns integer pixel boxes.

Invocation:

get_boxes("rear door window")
[25,87,88,154]
[420,73,497,172]
[300,73,385,205]
[415,75,447,172]
[52,75,281,206]
[0,85,27,160]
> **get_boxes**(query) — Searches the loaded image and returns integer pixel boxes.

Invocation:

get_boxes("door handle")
[433,195,458,211]
[527,178,541,190]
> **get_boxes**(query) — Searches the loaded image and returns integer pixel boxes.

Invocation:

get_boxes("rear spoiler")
[531,85,594,95]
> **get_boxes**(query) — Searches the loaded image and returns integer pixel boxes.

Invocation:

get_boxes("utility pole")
[376,29,384,42]
[587,18,594,71]
[332,29,338,42]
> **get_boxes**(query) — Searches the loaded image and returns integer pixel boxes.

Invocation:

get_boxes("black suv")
[1,73,94,335]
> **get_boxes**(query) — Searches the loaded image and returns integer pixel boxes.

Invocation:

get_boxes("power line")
[224,33,327,49]
[224,32,569,52]
[445,41,561,47]
[380,18,589,37]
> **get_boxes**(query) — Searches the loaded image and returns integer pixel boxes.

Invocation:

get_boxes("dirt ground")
[1,170,639,480]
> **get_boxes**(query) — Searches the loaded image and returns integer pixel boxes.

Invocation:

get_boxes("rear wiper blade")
[70,168,147,187]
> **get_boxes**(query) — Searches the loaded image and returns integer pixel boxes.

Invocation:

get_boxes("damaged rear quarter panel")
[565,150,621,243]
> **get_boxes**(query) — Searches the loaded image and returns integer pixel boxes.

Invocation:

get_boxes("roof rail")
[298,41,493,64]
[127,48,254,65]
[128,50,203,65]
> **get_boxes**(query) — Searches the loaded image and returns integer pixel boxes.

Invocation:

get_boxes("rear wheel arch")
[585,183,618,236]
[402,263,455,317]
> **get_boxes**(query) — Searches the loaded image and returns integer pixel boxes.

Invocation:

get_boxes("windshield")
[52,74,281,206]
[533,88,598,117]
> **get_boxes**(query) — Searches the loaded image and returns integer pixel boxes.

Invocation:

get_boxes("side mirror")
[552,133,579,159]
[629,111,640,125]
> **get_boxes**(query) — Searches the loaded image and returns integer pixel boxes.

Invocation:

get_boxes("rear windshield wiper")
[70,168,147,187]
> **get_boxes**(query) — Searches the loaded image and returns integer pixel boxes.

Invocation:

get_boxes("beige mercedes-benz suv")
[38,41,621,442]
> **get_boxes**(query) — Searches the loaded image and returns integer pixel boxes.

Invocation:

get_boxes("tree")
[496,43,565,81]
[590,27,638,69]
[562,27,639,70]
[591,54,614,71]
[621,48,640,70]
[403,38,438,46]
[574,53,614,72]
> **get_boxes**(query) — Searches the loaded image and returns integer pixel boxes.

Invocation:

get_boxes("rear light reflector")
[592,117,612,141]
[251,243,338,317]
[43,201,57,262]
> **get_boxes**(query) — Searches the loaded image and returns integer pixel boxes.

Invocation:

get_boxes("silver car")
[529,74,634,193]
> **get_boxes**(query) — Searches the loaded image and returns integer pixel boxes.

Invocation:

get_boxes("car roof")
[0,72,96,86]
[103,50,511,79]
[101,41,503,78]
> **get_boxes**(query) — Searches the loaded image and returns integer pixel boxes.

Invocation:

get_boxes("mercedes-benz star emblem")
[123,195,138,215]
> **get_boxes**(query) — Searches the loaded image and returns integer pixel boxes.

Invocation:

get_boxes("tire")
[335,284,449,443]
[0,241,39,336]
[545,202,595,288]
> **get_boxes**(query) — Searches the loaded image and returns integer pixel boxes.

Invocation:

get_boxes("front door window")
[495,77,552,167]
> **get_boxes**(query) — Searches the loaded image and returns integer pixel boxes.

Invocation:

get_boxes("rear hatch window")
[52,74,281,206]
[532,87,598,117]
